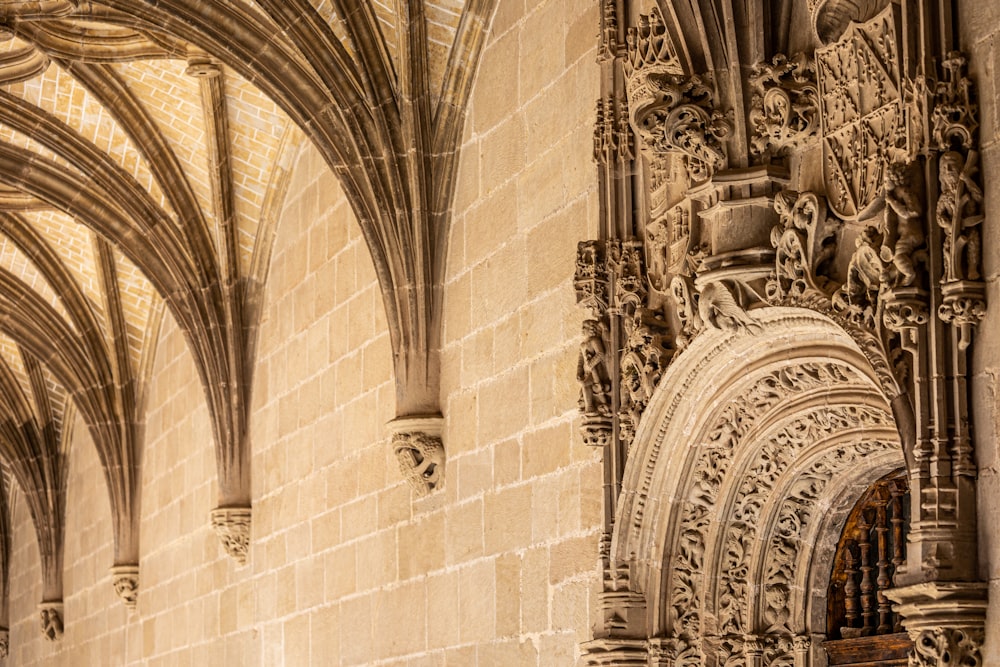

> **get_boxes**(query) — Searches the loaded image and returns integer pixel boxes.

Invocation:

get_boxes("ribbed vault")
[0,0,498,640]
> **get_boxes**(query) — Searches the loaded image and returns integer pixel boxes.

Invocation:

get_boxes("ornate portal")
[580,1,989,665]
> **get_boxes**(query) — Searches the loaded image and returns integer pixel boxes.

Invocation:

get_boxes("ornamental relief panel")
[816,4,904,221]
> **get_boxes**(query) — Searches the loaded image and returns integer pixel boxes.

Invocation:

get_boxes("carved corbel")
[210,506,251,565]
[389,416,445,497]
[749,53,820,161]
[38,601,63,641]
[110,564,139,610]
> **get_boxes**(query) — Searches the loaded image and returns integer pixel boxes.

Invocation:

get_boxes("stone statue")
[577,319,612,416]
[880,161,924,287]
[936,150,983,283]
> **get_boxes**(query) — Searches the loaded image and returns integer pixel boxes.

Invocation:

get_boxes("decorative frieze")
[667,360,882,652]
[210,506,251,565]
[389,416,445,497]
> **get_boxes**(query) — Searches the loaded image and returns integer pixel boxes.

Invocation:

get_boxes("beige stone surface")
[3,4,602,658]
[1,0,997,665]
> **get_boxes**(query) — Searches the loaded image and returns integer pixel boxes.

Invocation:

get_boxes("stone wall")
[964,0,1000,661]
[1,0,603,664]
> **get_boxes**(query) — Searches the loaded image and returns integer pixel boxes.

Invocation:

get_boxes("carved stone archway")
[582,1,988,663]
[587,307,904,666]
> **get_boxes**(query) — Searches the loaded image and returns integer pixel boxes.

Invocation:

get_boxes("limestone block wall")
[965,0,1000,661]
[0,0,603,664]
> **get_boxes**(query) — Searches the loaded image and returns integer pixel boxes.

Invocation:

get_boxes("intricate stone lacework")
[624,7,730,183]
[909,627,983,667]
[667,362,874,657]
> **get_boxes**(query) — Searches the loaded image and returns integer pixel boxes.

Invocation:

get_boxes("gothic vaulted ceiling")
[0,0,496,611]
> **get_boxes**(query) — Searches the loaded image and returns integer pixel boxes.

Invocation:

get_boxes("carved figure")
[629,308,671,384]
[577,319,612,417]
[111,566,140,609]
[880,161,924,287]
[645,217,670,291]
[936,150,983,283]
[0,628,7,658]
[833,227,885,326]
[698,282,761,334]
[40,606,63,641]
